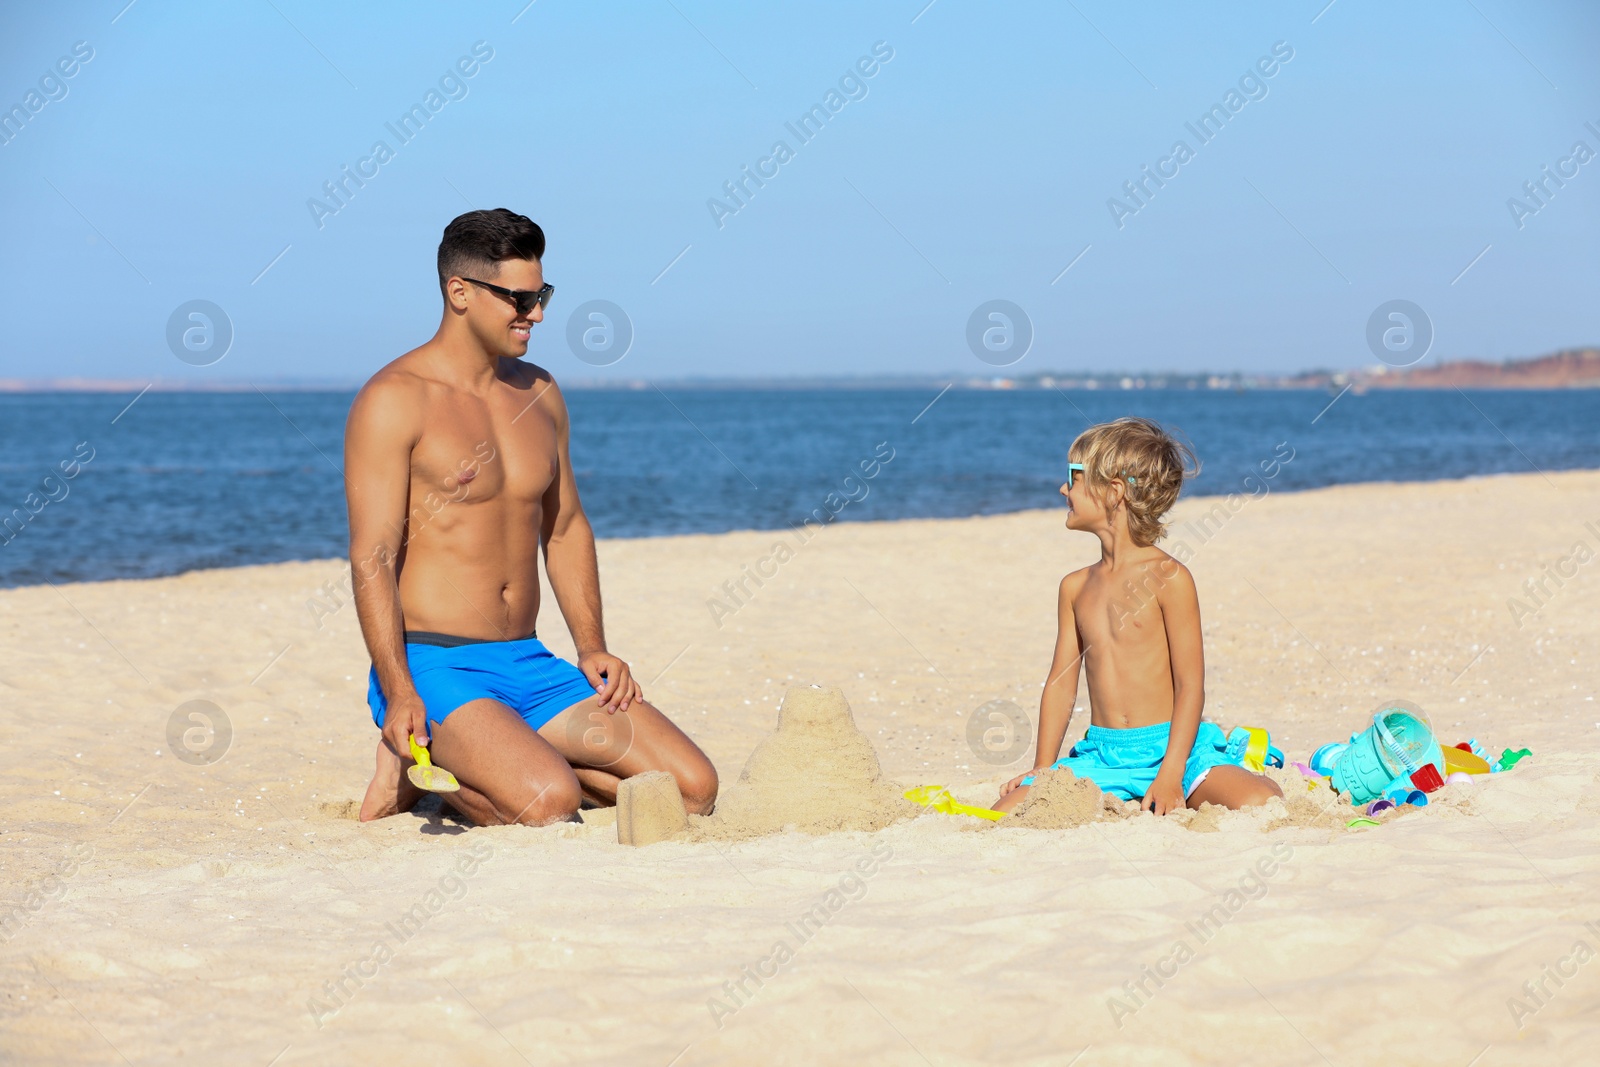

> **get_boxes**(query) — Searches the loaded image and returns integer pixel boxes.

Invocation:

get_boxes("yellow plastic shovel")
[905,785,1006,821]
[408,735,460,794]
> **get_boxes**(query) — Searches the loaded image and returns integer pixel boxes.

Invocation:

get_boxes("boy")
[992,417,1282,815]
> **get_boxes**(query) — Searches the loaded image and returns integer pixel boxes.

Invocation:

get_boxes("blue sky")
[1,0,1596,383]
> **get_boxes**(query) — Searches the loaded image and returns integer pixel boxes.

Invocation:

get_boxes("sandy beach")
[3,471,1598,1065]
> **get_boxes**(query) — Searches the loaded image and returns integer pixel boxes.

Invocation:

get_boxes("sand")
[696,685,919,840]
[1007,769,1106,830]
[3,470,1599,1064]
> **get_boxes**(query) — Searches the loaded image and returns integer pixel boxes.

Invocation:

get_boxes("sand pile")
[1007,768,1105,829]
[999,765,1375,833]
[1262,767,1363,831]
[1178,803,1227,833]
[695,685,919,840]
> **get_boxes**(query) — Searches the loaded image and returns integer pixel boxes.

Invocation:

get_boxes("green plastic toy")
[1497,747,1532,771]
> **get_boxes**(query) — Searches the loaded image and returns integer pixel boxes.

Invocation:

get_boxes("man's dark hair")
[437,208,546,297]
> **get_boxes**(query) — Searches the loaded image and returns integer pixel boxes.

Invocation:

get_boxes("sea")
[2,387,1597,588]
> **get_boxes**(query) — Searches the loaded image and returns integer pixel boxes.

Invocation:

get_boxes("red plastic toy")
[1410,764,1445,793]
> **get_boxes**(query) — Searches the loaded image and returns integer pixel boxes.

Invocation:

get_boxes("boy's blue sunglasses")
[1065,463,1135,489]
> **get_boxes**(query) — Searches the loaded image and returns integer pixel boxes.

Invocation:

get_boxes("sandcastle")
[694,685,921,840]
[616,770,691,846]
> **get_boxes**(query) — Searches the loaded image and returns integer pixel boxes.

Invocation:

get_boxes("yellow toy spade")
[408,734,461,794]
[904,785,1006,821]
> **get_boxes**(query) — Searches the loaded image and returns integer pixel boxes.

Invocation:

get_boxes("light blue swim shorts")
[1020,720,1245,801]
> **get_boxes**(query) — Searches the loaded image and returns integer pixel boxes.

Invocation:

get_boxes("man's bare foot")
[359,738,424,822]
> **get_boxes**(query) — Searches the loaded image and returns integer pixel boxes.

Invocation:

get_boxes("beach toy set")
[908,722,1285,822]
[1310,701,1531,816]
[905,706,1530,826]
[1327,702,1445,804]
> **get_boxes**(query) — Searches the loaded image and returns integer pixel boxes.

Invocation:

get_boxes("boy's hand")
[1140,773,1184,816]
[999,770,1040,797]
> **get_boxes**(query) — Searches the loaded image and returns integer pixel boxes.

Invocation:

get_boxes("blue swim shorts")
[1020,720,1245,801]
[366,630,600,733]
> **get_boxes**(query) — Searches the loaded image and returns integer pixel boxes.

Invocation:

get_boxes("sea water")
[1,387,1596,587]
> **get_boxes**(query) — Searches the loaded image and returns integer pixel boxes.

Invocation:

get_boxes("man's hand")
[578,650,641,712]
[1140,772,1185,816]
[382,693,430,758]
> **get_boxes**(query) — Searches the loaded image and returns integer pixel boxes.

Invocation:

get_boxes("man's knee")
[508,775,582,826]
[676,761,718,817]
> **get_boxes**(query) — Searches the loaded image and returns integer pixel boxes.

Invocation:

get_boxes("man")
[348,208,717,826]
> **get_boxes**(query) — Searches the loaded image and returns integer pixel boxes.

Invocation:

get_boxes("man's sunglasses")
[461,277,555,315]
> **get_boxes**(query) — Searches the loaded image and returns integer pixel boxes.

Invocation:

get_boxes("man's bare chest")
[409,400,559,508]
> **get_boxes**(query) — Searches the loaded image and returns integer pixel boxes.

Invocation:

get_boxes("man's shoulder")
[347,352,434,435]
[356,349,435,403]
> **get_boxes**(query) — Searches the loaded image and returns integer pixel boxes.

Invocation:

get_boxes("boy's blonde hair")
[1069,417,1198,546]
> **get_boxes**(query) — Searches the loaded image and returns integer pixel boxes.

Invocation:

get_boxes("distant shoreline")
[5,346,1598,394]
[3,381,1596,394]
[4,370,1599,395]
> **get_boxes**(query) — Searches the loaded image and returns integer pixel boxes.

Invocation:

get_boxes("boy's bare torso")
[1070,548,1183,729]
[374,353,559,639]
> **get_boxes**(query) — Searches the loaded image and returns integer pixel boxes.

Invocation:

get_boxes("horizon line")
[3,345,1592,393]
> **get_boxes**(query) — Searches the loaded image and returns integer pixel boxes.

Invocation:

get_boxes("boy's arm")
[1031,570,1087,770]
[1146,559,1204,814]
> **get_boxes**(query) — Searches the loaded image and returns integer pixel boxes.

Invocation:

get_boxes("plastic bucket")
[1374,710,1442,778]
[1333,706,1444,803]
[1331,724,1395,803]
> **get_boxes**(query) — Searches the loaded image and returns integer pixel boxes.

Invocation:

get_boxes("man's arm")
[1000,571,1084,796]
[536,377,639,712]
[344,375,429,752]
[1147,558,1204,815]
